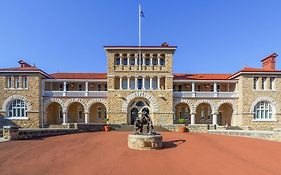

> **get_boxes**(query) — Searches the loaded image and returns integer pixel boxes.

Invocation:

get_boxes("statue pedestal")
[128,134,163,150]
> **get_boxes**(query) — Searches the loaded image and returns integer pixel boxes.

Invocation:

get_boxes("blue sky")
[0,0,281,74]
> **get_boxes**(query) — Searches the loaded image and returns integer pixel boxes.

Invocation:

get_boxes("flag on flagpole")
[140,8,144,17]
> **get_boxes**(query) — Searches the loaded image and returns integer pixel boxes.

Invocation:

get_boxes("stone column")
[157,54,160,65]
[192,82,195,97]
[212,113,218,125]
[63,113,68,124]
[150,77,153,90]
[127,77,130,90]
[213,82,218,97]
[85,113,89,124]
[135,76,138,90]
[119,77,123,90]
[142,76,145,90]
[120,54,123,65]
[142,54,145,66]
[63,81,67,96]
[85,82,89,97]
[135,54,138,66]
[150,55,153,65]
[191,113,195,125]
[157,76,161,90]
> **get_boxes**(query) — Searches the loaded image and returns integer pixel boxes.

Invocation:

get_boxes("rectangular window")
[78,83,83,91]
[59,108,63,119]
[59,83,63,91]
[145,58,150,65]
[6,76,12,88]
[138,79,142,90]
[152,57,157,65]
[115,57,120,65]
[262,77,266,90]
[104,84,107,91]
[270,77,275,90]
[22,76,28,89]
[217,84,220,92]
[122,79,127,89]
[66,84,69,91]
[253,77,258,90]
[197,85,201,91]
[130,57,135,65]
[123,57,128,65]
[14,76,20,89]
[97,83,102,91]
[97,106,102,119]
[78,107,83,118]
[160,58,165,66]
[178,85,182,92]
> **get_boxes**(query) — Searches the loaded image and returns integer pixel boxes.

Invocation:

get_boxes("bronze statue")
[134,109,156,135]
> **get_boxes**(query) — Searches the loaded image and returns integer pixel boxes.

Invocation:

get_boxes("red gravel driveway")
[0,132,281,175]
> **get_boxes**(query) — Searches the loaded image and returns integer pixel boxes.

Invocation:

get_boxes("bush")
[178,118,186,124]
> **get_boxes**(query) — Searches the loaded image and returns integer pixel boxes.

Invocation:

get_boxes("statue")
[134,109,156,135]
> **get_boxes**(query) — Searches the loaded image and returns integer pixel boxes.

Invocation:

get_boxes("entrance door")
[130,108,138,125]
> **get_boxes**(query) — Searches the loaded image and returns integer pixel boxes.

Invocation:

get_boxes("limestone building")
[0,45,280,130]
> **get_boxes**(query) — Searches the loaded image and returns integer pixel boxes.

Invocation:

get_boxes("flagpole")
[138,3,141,47]
[138,2,141,67]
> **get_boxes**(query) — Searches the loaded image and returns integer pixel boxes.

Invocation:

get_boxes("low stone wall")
[2,126,78,140]
[187,124,214,133]
[208,129,281,142]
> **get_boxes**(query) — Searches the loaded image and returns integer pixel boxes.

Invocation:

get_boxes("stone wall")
[0,75,42,128]
[237,75,281,130]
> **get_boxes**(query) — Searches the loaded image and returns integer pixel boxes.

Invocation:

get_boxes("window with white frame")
[160,57,165,66]
[270,77,275,90]
[261,77,266,90]
[123,57,128,65]
[97,106,102,119]
[22,76,28,89]
[6,76,12,88]
[7,99,27,118]
[78,107,83,119]
[97,83,102,91]
[115,56,120,65]
[78,83,83,91]
[254,101,273,120]
[14,76,20,89]
[253,77,258,90]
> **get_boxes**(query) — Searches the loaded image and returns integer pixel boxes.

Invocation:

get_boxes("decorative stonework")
[194,99,217,114]
[250,96,280,113]
[44,98,64,111]
[216,100,238,114]
[174,99,195,114]
[64,98,87,113]
[121,92,159,112]
[2,95,32,112]
[85,98,108,113]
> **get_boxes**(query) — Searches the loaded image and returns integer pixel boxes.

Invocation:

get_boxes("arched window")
[254,101,273,120]
[7,99,27,118]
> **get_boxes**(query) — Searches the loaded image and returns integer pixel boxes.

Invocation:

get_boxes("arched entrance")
[218,103,233,126]
[195,103,212,124]
[67,102,85,123]
[46,102,63,125]
[128,99,150,125]
[89,102,107,123]
[174,103,190,124]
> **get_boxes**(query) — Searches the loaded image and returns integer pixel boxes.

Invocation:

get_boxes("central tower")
[104,44,176,125]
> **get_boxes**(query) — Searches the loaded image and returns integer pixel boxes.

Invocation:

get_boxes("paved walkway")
[0,132,281,175]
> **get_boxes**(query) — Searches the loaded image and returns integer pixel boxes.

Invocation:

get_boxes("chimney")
[18,60,32,68]
[261,53,278,70]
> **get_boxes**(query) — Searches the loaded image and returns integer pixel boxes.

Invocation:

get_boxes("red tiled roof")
[0,63,52,78]
[174,74,232,80]
[50,73,107,79]
[238,67,281,72]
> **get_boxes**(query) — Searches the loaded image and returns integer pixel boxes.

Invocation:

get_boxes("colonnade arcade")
[174,100,236,126]
[115,53,165,66]
[115,76,165,90]
[44,98,107,125]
